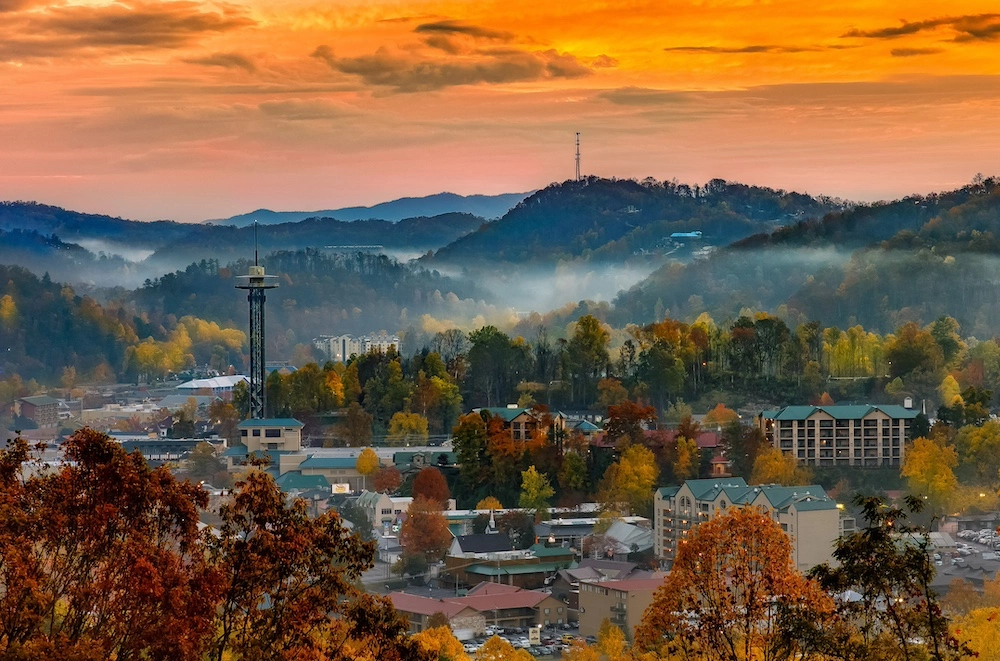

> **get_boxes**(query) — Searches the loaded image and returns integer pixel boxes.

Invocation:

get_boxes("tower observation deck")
[235,264,278,419]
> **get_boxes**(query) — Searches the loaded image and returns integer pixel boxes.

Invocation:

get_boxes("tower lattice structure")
[236,264,277,419]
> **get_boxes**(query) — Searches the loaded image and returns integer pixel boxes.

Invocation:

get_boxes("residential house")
[473,406,567,441]
[758,404,919,468]
[578,576,665,641]
[357,490,414,529]
[655,478,841,572]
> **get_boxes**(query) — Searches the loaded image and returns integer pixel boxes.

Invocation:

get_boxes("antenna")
[253,220,259,266]
[575,132,581,181]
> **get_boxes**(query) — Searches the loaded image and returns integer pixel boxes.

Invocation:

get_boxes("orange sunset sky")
[2,1,1000,221]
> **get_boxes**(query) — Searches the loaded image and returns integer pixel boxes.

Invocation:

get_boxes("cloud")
[258,99,348,121]
[842,14,1000,42]
[0,0,33,12]
[0,1,254,60]
[313,45,593,92]
[591,54,618,68]
[598,86,691,106]
[183,52,256,72]
[890,47,943,57]
[664,44,821,54]
[414,20,513,41]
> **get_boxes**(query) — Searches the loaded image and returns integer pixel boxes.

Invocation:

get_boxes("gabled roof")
[238,418,304,428]
[466,582,523,596]
[473,407,566,423]
[388,592,473,618]
[737,484,837,511]
[657,486,681,499]
[444,590,552,611]
[762,404,919,421]
[585,577,666,593]
[681,477,748,500]
[453,534,513,554]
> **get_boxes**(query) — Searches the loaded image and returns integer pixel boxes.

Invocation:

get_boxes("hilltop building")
[313,332,401,362]
[654,478,842,572]
[473,406,567,441]
[757,404,919,468]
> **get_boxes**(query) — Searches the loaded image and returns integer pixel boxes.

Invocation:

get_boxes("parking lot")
[460,622,592,658]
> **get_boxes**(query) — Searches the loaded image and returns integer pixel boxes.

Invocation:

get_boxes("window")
[557,607,563,613]
[381,508,392,515]
[252,429,261,437]
[265,428,281,438]
[544,608,550,614]
[241,429,248,437]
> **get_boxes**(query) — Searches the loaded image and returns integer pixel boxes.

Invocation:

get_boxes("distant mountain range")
[209,191,532,226]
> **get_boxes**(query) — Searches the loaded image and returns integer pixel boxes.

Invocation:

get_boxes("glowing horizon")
[2,1,1000,221]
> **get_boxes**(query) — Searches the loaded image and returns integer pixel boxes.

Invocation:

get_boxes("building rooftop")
[761,404,919,421]
[237,418,304,429]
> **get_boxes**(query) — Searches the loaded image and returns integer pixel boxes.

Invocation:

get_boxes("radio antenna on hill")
[254,220,259,266]
[575,132,581,181]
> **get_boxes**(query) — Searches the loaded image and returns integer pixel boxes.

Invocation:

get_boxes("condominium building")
[758,404,919,468]
[313,332,401,362]
[654,478,841,572]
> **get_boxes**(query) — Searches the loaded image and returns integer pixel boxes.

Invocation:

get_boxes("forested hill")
[0,201,191,249]
[612,176,1000,336]
[145,213,485,268]
[428,177,842,265]
[214,191,530,226]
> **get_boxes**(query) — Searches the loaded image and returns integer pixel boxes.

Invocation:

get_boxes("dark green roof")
[299,456,362,469]
[657,486,681,498]
[763,405,919,421]
[683,478,748,500]
[276,472,331,492]
[529,543,574,558]
[238,418,304,428]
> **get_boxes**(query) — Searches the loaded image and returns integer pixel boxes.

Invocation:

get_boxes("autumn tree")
[412,626,469,661]
[955,608,1000,661]
[519,465,555,520]
[399,496,452,564]
[373,465,403,494]
[597,444,659,517]
[0,430,219,661]
[340,402,373,447]
[207,459,424,661]
[672,435,700,481]
[476,495,502,510]
[604,400,657,446]
[751,447,812,486]
[474,636,533,661]
[901,437,959,510]
[412,467,451,506]
[703,402,739,427]
[808,495,972,661]
[356,447,380,490]
[635,506,833,661]
[387,411,430,446]
[721,420,769,478]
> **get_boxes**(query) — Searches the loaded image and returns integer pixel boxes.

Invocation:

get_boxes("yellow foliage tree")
[412,626,470,661]
[325,369,344,408]
[387,412,429,446]
[474,635,533,661]
[955,607,1000,661]
[672,436,700,481]
[939,374,964,407]
[750,447,811,486]
[597,444,659,517]
[561,640,600,661]
[355,447,380,490]
[0,294,17,328]
[901,437,959,509]
[475,496,502,511]
[597,619,627,660]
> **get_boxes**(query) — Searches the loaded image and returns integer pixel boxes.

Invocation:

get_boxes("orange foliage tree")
[400,496,452,564]
[412,467,451,506]
[373,465,403,494]
[635,506,833,661]
[0,429,428,661]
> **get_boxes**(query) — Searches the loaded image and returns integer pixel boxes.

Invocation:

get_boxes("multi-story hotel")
[758,404,919,468]
[654,478,842,572]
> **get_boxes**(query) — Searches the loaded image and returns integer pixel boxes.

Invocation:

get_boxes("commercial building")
[15,395,60,428]
[758,404,919,468]
[578,576,665,641]
[654,478,841,572]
